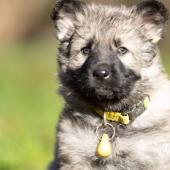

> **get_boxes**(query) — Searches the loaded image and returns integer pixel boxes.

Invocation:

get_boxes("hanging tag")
[143,96,150,109]
[97,133,112,158]
[96,122,115,158]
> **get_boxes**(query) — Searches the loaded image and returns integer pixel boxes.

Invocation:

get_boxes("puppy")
[50,0,170,169]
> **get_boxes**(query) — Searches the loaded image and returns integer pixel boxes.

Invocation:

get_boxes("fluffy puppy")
[50,0,170,169]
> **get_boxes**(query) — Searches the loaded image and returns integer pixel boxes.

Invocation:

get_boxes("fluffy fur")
[50,0,170,169]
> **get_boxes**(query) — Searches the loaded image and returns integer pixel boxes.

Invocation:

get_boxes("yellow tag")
[106,112,130,125]
[144,96,150,109]
[97,134,112,158]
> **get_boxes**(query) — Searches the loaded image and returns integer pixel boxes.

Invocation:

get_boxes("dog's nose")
[93,66,110,81]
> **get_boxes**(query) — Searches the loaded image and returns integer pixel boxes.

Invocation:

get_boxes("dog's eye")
[81,47,91,55]
[117,47,129,56]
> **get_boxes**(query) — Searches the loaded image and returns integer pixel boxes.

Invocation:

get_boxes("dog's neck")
[61,85,150,118]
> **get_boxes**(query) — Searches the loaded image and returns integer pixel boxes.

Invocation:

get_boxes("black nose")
[93,65,110,81]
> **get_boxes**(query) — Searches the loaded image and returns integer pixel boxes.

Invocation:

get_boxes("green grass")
[0,40,63,170]
[0,40,169,170]
[162,56,170,75]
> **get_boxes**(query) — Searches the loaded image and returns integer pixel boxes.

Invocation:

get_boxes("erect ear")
[51,0,85,41]
[136,0,169,43]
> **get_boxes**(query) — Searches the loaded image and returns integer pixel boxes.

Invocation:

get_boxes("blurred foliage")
[0,40,63,170]
[0,0,55,42]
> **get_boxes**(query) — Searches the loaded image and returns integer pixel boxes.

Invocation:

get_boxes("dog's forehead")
[76,5,140,45]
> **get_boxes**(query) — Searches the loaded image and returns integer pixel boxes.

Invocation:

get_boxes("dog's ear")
[136,0,169,43]
[51,0,85,41]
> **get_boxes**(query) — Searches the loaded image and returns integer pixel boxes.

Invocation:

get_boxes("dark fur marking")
[136,0,169,24]
[51,0,85,20]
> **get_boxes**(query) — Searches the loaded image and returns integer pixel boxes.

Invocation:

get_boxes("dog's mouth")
[95,88,114,98]
[87,72,139,100]
[88,83,133,101]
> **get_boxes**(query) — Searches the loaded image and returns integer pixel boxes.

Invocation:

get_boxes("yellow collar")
[95,96,150,125]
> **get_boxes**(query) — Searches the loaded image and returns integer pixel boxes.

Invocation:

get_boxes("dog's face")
[52,0,169,102]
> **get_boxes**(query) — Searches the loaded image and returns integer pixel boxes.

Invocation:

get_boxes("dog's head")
[51,0,169,102]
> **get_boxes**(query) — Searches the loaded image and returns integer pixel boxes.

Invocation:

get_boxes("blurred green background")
[0,0,169,170]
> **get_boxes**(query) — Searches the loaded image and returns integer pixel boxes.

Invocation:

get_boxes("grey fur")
[50,0,170,170]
